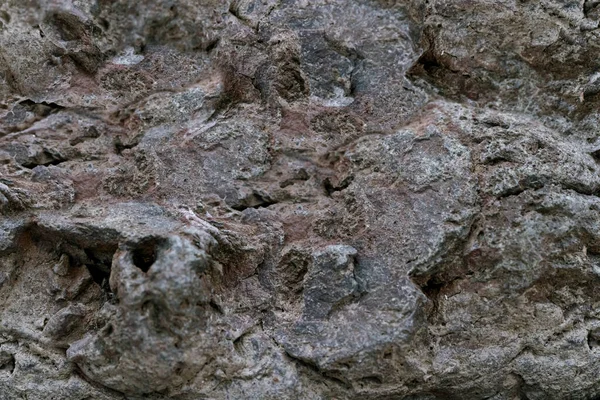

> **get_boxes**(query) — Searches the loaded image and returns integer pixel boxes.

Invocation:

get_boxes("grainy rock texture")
[2,1,600,399]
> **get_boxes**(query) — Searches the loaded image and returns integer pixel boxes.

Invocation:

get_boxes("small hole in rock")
[0,11,10,24]
[0,353,15,374]
[102,324,114,336]
[588,328,600,350]
[82,247,116,294]
[174,362,184,374]
[99,18,110,31]
[360,376,383,385]
[131,238,162,272]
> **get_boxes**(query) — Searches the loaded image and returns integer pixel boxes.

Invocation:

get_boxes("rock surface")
[2,0,600,399]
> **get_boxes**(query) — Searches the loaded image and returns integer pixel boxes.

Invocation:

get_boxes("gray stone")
[3,0,600,399]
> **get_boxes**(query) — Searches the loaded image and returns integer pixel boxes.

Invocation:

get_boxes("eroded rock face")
[2,1,600,399]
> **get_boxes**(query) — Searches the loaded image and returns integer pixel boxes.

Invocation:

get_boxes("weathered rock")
[43,303,88,341]
[3,0,600,399]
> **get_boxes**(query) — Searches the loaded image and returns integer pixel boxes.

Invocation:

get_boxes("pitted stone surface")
[3,1,600,399]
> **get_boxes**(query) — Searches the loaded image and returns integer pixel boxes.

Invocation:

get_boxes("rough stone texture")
[2,1,600,399]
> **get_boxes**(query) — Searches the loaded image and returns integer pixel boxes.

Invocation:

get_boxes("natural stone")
[3,1,600,399]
